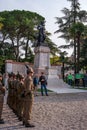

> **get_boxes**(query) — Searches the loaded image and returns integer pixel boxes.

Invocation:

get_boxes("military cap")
[27,67,34,74]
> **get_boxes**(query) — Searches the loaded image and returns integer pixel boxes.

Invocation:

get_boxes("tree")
[0,10,59,63]
[59,51,68,80]
[0,16,4,30]
[55,0,87,74]
[80,38,87,70]
[80,26,87,69]
[69,22,85,72]
[0,10,44,61]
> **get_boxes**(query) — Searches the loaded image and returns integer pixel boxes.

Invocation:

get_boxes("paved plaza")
[1,84,87,130]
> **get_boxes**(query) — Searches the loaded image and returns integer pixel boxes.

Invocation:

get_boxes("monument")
[34,21,50,74]
[34,21,68,89]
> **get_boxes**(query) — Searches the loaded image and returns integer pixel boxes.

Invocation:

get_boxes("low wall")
[5,60,33,75]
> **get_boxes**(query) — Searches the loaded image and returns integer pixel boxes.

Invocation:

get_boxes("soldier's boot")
[23,121,35,127]
[0,119,4,124]
[25,123,35,127]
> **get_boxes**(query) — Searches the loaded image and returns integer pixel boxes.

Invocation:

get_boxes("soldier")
[23,67,35,127]
[15,73,20,116]
[17,74,25,121]
[11,73,16,110]
[7,73,14,108]
[12,73,17,112]
[0,73,5,124]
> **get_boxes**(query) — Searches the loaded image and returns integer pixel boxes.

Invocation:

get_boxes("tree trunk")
[74,36,77,74]
[62,62,65,81]
[77,33,80,73]
[73,0,77,75]
[25,39,29,59]
[16,38,19,62]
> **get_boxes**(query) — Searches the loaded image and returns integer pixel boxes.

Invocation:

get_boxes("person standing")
[83,71,87,87]
[23,67,35,127]
[33,74,39,96]
[39,72,48,96]
[75,73,80,86]
[0,73,5,124]
[67,73,73,86]
[7,73,13,107]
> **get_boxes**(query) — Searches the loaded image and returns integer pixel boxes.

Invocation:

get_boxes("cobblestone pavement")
[0,91,26,130]
[1,92,87,130]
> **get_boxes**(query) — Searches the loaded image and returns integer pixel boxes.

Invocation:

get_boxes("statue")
[36,21,46,46]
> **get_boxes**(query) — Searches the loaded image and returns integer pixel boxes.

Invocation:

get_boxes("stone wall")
[46,65,61,78]
[5,60,33,75]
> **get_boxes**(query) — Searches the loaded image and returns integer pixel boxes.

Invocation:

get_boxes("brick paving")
[0,101,25,130]
[1,91,87,130]
[0,91,26,130]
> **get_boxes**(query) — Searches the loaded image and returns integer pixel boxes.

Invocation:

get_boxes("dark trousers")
[75,79,79,86]
[41,84,48,96]
[84,80,87,87]
[68,79,72,86]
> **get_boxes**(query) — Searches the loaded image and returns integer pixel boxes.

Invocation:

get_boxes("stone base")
[47,66,70,88]
[34,46,50,75]
[34,68,46,76]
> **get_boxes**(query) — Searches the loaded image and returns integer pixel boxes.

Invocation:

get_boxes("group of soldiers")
[0,67,35,127]
[0,74,5,124]
[0,67,48,127]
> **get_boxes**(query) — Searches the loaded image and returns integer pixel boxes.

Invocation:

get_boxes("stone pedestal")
[34,46,50,74]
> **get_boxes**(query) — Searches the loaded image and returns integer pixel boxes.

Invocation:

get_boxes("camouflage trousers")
[0,94,4,119]
[23,96,34,124]
[17,97,24,119]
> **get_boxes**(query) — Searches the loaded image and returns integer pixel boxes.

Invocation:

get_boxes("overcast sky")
[0,0,87,55]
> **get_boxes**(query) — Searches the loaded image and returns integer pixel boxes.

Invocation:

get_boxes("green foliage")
[0,57,5,73]
[69,22,85,37]
[0,16,4,30]
[55,0,87,46]
[37,88,53,92]
[0,10,59,64]
[55,0,87,73]
[0,10,44,62]
[50,56,60,65]
[80,38,87,69]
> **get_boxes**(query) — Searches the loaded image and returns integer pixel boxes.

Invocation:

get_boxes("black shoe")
[46,94,49,96]
[25,123,35,127]
[23,121,25,125]
[0,119,5,124]
[18,117,22,121]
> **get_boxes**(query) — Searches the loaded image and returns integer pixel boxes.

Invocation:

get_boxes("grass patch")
[75,87,87,90]
[37,88,53,92]
[71,86,87,90]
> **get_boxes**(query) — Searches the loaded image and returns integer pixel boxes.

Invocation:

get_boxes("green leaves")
[69,22,85,37]
[0,10,44,61]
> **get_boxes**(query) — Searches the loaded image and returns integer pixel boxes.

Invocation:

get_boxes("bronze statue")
[37,21,46,46]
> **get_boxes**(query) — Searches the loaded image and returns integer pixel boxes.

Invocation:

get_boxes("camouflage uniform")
[0,74,5,124]
[23,68,35,127]
[15,76,20,116]
[7,74,13,107]
[12,75,17,112]
[17,75,25,120]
